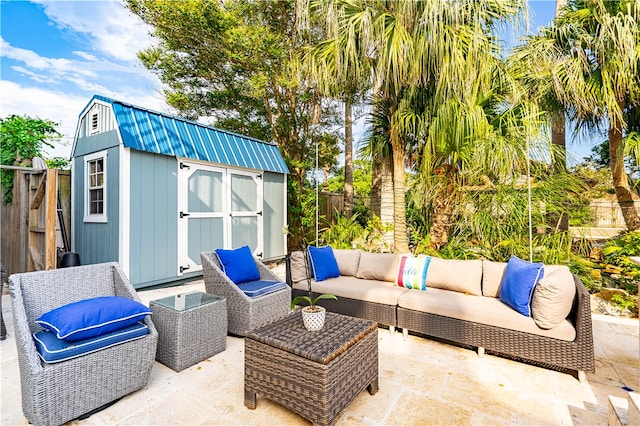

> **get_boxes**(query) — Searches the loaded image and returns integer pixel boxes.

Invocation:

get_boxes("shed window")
[84,151,107,222]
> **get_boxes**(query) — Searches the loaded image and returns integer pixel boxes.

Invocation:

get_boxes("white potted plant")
[290,292,337,331]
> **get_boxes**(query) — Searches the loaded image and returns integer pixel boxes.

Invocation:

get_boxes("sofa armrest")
[571,274,595,372]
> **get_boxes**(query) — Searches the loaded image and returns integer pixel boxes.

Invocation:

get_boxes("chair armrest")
[201,252,251,302]
[254,257,284,282]
[111,263,141,302]
[8,276,44,375]
[110,263,158,335]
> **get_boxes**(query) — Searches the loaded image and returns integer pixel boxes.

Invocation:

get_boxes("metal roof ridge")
[87,94,278,147]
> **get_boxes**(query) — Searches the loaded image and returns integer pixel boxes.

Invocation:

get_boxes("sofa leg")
[578,370,587,383]
[389,325,395,335]
[402,328,408,340]
[477,346,485,357]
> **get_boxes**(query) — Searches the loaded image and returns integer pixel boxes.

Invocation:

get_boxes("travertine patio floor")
[1,279,638,425]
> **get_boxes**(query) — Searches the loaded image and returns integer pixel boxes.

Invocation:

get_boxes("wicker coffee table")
[150,292,227,372]
[245,311,378,426]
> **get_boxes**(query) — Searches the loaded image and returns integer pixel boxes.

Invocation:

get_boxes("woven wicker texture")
[248,311,377,364]
[201,251,291,336]
[397,275,595,374]
[8,262,158,426]
[151,294,227,372]
[245,313,378,426]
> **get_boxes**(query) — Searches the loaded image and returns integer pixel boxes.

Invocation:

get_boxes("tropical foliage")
[514,0,640,230]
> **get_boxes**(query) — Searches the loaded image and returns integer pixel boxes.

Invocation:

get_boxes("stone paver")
[1,280,638,425]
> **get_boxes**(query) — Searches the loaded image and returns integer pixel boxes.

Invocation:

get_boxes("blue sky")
[0,0,595,163]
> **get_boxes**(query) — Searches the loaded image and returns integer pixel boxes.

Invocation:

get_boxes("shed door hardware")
[257,211,262,216]
[256,252,263,258]
[256,174,262,179]
[179,162,190,170]
[179,211,191,218]
[180,265,191,273]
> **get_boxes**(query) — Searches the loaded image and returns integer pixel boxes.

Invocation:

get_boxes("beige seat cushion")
[289,251,309,283]
[356,252,399,283]
[333,249,361,277]
[482,260,507,297]
[397,287,576,341]
[531,266,576,329]
[292,275,409,306]
[426,257,483,296]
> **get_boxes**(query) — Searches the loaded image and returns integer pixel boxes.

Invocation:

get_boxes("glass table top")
[151,292,224,312]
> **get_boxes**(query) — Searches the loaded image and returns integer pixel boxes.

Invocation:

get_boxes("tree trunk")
[609,118,640,231]
[343,99,354,217]
[370,159,381,218]
[550,111,569,231]
[379,154,394,249]
[429,195,455,250]
[390,131,409,253]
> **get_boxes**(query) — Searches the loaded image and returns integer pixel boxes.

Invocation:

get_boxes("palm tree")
[301,30,371,218]
[302,0,527,252]
[516,0,640,231]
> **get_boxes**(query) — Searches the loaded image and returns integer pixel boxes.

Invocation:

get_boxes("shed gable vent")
[90,112,99,135]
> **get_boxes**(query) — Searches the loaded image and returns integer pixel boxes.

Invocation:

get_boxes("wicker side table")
[150,292,227,372]
[245,312,378,426]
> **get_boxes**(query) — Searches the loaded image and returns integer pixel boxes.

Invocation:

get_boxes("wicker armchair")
[201,251,291,336]
[9,262,158,426]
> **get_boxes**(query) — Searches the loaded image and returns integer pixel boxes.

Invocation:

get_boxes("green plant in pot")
[290,289,337,332]
[291,248,338,331]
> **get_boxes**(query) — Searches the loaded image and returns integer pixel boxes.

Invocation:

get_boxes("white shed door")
[229,171,263,258]
[177,161,263,275]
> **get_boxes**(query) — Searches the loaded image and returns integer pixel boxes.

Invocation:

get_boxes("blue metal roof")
[85,95,288,174]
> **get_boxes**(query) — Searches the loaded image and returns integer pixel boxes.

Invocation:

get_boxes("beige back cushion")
[356,252,400,282]
[531,265,576,329]
[482,260,508,297]
[289,251,309,283]
[333,249,361,277]
[426,257,483,296]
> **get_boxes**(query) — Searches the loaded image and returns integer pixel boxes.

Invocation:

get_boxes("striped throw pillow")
[396,255,431,290]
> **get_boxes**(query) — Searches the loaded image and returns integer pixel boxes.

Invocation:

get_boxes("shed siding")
[263,172,286,260]
[73,130,120,157]
[77,103,117,138]
[72,146,120,264]
[128,150,179,287]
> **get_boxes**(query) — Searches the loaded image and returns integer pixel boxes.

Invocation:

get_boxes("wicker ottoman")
[150,292,227,372]
[245,311,378,426]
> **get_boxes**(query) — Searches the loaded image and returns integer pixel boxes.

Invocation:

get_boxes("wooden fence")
[0,167,71,277]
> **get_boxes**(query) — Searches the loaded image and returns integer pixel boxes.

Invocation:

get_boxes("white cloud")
[11,66,59,84]
[0,81,87,159]
[0,80,171,159]
[73,51,98,61]
[33,0,155,63]
[1,37,73,71]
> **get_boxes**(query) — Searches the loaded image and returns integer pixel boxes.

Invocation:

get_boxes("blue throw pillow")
[499,255,544,317]
[307,245,340,281]
[36,296,152,342]
[215,245,260,284]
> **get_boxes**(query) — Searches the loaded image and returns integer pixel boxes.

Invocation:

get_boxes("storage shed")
[71,95,288,288]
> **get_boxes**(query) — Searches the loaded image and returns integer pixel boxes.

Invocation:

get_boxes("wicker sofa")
[288,249,595,381]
